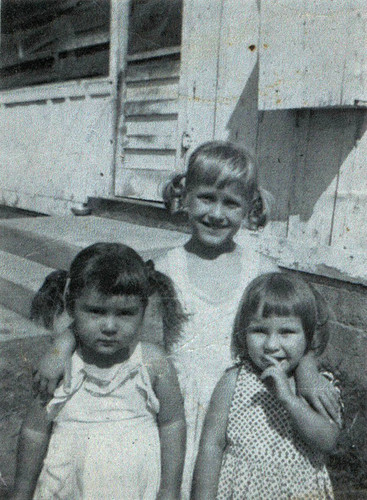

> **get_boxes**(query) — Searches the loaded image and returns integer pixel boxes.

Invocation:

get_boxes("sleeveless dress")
[217,362,335,500]
[157,245,278,498]
[33,343,161,500]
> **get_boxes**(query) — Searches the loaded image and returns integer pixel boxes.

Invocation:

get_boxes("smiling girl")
[192,273,342,499]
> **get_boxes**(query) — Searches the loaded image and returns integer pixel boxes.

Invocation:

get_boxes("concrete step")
[0,215,187,324]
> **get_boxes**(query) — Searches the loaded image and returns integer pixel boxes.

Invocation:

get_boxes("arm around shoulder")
[192,367,238,500]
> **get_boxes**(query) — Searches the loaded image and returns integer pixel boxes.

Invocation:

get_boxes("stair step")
[0,304,50,342]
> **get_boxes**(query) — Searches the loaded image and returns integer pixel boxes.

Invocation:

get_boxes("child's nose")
[102,315,118,335]
[264,333,280,352]
[209,202,225,220]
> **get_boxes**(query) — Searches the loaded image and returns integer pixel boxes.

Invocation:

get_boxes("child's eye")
[198,194,215,203]
[280,329,297,335]
[224,199,241,209]
[87,307,105,315]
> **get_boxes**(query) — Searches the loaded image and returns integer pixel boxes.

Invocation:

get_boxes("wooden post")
[109,0,130,196]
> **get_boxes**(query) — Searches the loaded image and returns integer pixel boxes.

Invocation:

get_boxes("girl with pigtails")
[13,243,186,500]
[32,141,340,498]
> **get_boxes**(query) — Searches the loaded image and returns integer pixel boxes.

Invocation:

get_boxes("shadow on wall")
[226,61,367,241]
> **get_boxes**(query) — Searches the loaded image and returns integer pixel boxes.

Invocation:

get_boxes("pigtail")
[309,284,334,356]
[145,260,188,349]
[246,187,274,230]
[162,173,186,214]
[30,270,68,329]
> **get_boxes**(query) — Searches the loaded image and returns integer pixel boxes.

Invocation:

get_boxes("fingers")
[318,392,340,423]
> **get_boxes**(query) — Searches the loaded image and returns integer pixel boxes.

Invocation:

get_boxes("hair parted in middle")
[163,140,272,229]
[232,272,332,361]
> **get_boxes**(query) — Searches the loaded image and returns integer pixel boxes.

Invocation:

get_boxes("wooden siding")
[258,0,367,110]
[114,53,180,200]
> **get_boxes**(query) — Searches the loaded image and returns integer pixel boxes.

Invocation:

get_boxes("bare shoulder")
[141,342,172,379]
[210,366,240,411]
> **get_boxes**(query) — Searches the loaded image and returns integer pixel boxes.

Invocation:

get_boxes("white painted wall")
[0,80,115,214]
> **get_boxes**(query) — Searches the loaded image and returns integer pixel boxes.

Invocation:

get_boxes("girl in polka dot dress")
[192,273,342,500]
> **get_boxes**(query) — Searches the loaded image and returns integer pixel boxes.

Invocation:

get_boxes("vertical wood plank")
[331,111,367,249]
[259,0,367,110]
[175,0,223,169]
[256,110,299,239]
[287,110,356,245]
[213,0,259,151]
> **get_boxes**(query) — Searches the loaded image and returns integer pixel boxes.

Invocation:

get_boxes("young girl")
[34,141,339,497]
[13,243,186,500]
[192,273,341,499]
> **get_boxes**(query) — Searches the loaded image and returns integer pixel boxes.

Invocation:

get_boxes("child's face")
[246,315,307,375]
[72,288,145,362]
[185,181,247,250]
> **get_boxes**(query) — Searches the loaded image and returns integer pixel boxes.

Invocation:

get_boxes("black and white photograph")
[0,0,366,498]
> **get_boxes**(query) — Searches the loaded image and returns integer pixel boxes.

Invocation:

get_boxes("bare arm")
[296,350,340,421]
[192,368,238,500]
[262,362,340,453]
[143,343,186,500]
[12,400,52,500]
[34,325,76,396]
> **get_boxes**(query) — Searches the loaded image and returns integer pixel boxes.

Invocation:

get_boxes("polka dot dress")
[216,362,335,500]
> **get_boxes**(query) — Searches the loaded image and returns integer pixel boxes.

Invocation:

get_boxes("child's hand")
[297,371,340,423]
[33,349,71,398]
[260,360,294,403]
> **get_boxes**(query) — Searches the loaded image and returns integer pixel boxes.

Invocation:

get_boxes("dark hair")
[30,269,68,329]
[163,141,271,229]
[232,272,331,361]
[30,243,187,348]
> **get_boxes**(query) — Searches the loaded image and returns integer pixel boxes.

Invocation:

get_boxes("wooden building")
[0,1,367,490]
[0,0,366,284]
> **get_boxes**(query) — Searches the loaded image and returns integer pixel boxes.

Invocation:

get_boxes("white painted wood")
[109,0,130,84]
[259,0,367,110]
[125,99,178,117]
[121,151,176,172]
[125,118,177,137]
[175,0,223,168]
[331,111,367,249]
[126,60,180,83]
[115,168,174,201]
[126,81,179,102]
[0,78,113,104]
[125,133,176,150]
[0,97,115,208]
[256,110,299,239]
[214,0,259,149]
[287,110,355,245]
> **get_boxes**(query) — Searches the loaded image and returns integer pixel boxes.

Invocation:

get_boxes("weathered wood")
[126,81,179,102]
[287,110,355,245]
[126,59,180,83]
[175,0,223,168]
[214,0,259,148]
[259,0,367,110]
[0,96,115,204]
[125,117,177,137]
[331,110,367,249]
[120,150,176,172]
[114,168,173,200]
[125,133,177,150]
[127,46,181,62]
[125,99,178,117]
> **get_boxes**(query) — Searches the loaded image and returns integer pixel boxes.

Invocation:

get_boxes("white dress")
[157,245,277,498]
[34,343,161,500]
